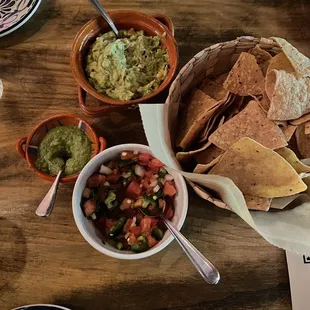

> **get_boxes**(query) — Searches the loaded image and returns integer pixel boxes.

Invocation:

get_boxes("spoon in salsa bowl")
[139,207,220,284]
[88,0,119,36]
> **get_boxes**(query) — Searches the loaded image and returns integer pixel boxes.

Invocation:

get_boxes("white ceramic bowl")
[72,143,188,259]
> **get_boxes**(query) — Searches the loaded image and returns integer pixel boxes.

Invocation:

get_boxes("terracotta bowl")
[16,114,107,183]
[70,10,178,117]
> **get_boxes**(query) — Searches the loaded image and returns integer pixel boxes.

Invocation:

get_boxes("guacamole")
[85,29,169,101]
[35,126,92,176]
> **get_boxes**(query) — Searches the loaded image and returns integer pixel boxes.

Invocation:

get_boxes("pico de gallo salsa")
[81,150,177,253]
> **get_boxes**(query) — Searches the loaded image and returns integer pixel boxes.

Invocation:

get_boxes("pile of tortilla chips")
[176,38,310,211]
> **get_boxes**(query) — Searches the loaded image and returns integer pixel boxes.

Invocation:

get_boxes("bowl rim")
[70,9,179,106]
[72,143,188,260]
[24,114,100,183]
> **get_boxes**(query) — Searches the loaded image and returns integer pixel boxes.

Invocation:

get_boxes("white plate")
[13,305,71,310]
[0,0,42,37]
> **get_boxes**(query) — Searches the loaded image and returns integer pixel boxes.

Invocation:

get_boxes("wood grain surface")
[1,0,309,309]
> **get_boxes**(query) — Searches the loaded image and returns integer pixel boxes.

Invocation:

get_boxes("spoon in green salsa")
[139,208,220,284]
[35,169,63,217]
[89,0,119,37]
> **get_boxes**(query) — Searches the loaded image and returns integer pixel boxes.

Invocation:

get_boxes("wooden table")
[1,1,309,309]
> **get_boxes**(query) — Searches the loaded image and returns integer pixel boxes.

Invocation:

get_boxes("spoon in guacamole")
[89,0,119,36]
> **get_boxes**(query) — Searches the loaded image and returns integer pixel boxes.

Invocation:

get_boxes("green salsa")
[85,29,169,101]
[35,126,92,176]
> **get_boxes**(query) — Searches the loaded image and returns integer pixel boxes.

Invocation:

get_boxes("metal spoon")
[35,169,63,217]
[88,0,119,37]
[140,209,220,284]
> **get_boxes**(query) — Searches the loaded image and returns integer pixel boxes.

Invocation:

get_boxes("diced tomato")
[106,172,121,183]
[87,173,106,188]
[163,181,177,197]
[150,218,158,227]
[140,217,152,232]
[120,198,132,211]
[138,153,153,166]
[136,212,144,223]
[83,199,96,216]
[145,169,154,178]
[147,235,158,248]
[123,218,133,233]
[127,233,137,245]
[129,226,142,237]
[149,158,164,169]
[164,207,174,220]
[105,218,117,232]
[141,175,157,190]
[120,151,137,160]
[126,180,142,199]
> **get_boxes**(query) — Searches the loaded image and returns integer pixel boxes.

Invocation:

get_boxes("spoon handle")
[35,170,63,217]
[161,216,220,284]
[89,0,119,36]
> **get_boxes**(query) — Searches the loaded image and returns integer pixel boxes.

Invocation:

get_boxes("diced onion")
[153,195,158,200]
[104,181,110,187]
[164,174,174,182]
[130,217,136,228]
[150,179,158,188]
[122,172,131,178]
[134,150,139,155]
[153,185,160,193]
[99,164,113,175]
[125,232,130,239]
[135,165,145,177]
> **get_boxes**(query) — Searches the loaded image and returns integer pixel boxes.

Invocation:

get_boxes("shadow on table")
[52,277,289,310]
[0,217,27,289]
[0,0,56,48]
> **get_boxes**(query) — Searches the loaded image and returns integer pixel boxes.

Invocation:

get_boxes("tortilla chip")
[176,141,212,163]
[305,121,310,135]
[244,195,271,211]
[276,147,310,173]
[296,124,310,158]
[290,113,310,126]
[281,124,297,141]
[193,155,223,174]
[209,137,307,198]
[250,45,272,63]
[208,100,287,150]
[266,69,310,120]
[272,37,310,77]
[249,45,272,76]
[194,145,225,165]
[225,96,245,120]
[214,73,229,85]
[186,179,229,210]
[266,52,295,76]
[199,78,230,101]
[223,52,265,96]
[176,89,222,149]
[251,93,270,113]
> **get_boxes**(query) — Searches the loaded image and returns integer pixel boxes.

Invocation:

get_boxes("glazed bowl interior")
[71,10,178,105]
[26,115,99,183]
[72,144,188,260]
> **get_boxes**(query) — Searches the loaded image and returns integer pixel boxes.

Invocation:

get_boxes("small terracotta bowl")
[16,114,107,183]
[70,10,178,117]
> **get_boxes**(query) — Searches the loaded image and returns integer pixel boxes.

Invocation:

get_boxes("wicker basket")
[165,36,282,209]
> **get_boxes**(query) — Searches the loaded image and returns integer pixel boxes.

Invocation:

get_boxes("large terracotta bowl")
[16,114,107,183]
[70,10,178,117]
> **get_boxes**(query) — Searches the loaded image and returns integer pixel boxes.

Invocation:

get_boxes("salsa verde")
[35,126,92,176]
